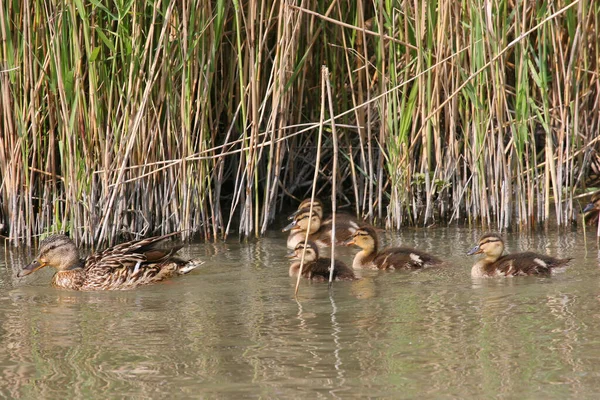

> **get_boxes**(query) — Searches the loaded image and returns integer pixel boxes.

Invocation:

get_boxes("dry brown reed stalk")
[294,63,326,298]
[0,1,598,246]
[324,66,339,286]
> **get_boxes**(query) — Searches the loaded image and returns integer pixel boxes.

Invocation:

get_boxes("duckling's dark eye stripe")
[481,239,500,245]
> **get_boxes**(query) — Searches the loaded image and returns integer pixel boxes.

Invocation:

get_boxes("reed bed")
[0,0,599,246]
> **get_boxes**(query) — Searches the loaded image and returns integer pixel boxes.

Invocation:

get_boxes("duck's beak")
[18,259,45,277]
[286,250,297,258]
[467,245,482,256]
[583,203,596,213]
[282,220,297,232]
[343,236,356,246]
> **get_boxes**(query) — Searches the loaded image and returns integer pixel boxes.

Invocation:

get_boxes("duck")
[287,241,356,281]
[288,198,361,227]
[282,208,323,249]
[467,233,571,278]
[18,233,202,290]
[583,193,600,225]
[344,225,443,270]
[282,207,357,249]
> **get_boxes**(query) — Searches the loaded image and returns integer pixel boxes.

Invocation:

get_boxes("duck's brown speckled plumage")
[344,226,443,270]
[18,234,202,290]
[583,194,600,225]
[288,241,356,281]
[467,233,571,278]
[283,207,358,249]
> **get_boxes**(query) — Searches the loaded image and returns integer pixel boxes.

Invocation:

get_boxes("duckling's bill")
[286,249,297,258]
[342,237,356,246]
[282,220,297,232]
[467,245,482,256]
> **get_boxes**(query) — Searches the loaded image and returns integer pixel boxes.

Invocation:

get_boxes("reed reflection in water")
[1,228,600,398]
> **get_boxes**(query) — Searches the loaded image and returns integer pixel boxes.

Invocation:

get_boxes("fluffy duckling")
[18,234,202,290]
[283,208,323,249]
[287,241,356,281]
[583,194,600,225]
[467,233,571,278]
[288,198,361,227]
[282,207,357,249]
[344,225,443,270]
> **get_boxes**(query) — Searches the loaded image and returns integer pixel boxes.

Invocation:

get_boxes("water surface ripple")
[1,227,600,398]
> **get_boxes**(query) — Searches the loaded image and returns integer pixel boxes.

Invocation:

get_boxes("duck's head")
[18,235,81,277]
[467,233,505,259]
[287,241,319,263]
[343,225,377,251]
[288,198,324,220]
[583,194,600,213]
[282,208,321,234]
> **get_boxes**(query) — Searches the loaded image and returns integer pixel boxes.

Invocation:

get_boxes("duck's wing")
[374,247,442,270]
[304,259,332,279]
[332,259,356,280]
[82,234,198,289]
[305,258,356,281]
[318,220,359,244]
[490,252,569,276]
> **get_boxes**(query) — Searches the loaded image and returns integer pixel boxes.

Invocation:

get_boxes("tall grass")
[0,0,598,246]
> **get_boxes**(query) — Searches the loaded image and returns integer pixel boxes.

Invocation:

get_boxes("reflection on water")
[1,228,600,398]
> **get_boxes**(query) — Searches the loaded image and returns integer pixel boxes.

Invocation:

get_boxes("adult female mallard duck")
[344,225,443,270]
[583,193,600,225]
[18,233,202,290]
[287,241,356,281]
[288,198,361,227]
[467,233,571,278]
[282,207,357,249]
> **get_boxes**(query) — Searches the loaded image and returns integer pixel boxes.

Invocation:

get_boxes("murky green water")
[1,227,600,398]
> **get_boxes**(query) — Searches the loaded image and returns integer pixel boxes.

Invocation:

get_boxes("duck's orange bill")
[18,260,46,277]
[342,237,355,246]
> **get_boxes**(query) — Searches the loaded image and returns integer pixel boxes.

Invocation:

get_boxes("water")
[1,227,600,399]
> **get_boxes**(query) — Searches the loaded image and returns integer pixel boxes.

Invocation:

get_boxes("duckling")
[344,225,443,270]
[287,241,356,281]
[467,233,571,278]
[282,208,323,249]
[288,198,361,227]
[282,207,357,249]
[583,193,600,225]
[18,233,202,290]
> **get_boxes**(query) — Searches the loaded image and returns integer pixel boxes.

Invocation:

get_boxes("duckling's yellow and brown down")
[467,233,571,277]
[344,226,444,270]
[18,234,202,290]
[289,198,361,227]
[288,240,356,281]
[283,207,358,249]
